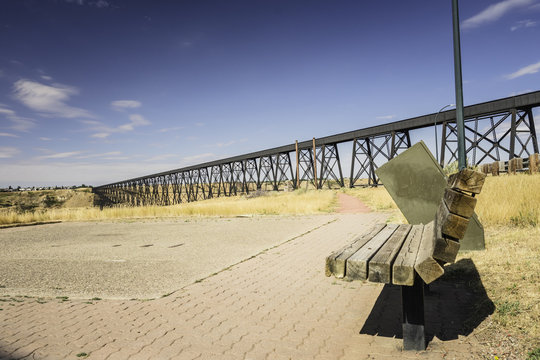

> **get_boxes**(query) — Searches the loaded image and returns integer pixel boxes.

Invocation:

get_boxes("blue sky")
[1,0,540,187]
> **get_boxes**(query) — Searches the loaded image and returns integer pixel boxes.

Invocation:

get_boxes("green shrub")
[510,208,538,227]
[527,348,540,360]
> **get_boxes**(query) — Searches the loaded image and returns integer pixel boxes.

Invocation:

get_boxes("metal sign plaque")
[375,141,485,251]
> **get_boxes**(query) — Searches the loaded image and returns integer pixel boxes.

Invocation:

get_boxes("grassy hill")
[0,188,94,213]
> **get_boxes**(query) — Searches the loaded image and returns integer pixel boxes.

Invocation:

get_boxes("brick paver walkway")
[0,214,484,359]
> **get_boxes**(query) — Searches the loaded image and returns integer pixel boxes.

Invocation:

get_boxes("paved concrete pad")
[0,214,485,359]
[0,216,334,299]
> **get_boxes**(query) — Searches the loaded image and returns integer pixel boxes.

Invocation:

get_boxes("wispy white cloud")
[505,60,540,79]
[90,132,111,139]
[9,117,35,132]
[145,153,181,162]
[64,0,110,8]
[215,141,236,148]
[39,137,52,141]
[0,107,14,116]
[40,75,53,81]
[37,151,83,160]
[509,89,533,96]
[511,19,537,30]
[88,114,151,139]
[206,139,247,148]
[0,132,19,138]
[79,119,101,126]
[128,114,150,126]
[0,104,36,132]
[194,122,205,127]
[376,115,395,120]
[13,79,93,118]
[157,126,184,133]
[111,100,142,111]
[90,0,110,8]
[0,147,20,159]
[32,149,124,161]
[75,151,122,159]
[102,156,130,161]
[462,0,534,29]
[182,153,217,164]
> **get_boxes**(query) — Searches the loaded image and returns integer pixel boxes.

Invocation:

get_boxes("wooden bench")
[325,168,486,351]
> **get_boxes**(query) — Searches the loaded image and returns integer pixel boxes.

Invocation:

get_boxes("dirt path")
[337,193,372,213]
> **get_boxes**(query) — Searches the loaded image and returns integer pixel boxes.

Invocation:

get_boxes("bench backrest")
[415,169,486,284]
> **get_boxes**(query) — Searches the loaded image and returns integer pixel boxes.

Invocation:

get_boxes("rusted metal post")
[295,140,300,189]
[349,139,357,188]
[510,109,517,160]
[313,138,318,189]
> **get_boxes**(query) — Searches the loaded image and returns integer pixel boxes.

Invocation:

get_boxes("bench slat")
[325,223,386,278]
[414,221,445,284]
[368,224,412,284]
[346,224,399,280]
[392,224,424,286]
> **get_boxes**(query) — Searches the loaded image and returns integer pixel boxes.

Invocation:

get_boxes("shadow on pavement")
[359,258,495,344]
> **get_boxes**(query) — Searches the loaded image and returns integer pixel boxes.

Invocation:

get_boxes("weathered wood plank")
[414,221,444,284]
[432,215,460,263]
[480,164,489,175]
[509,158,517,175]
[447,169,486,194]
[368,224,412,284]
[491,161,500,176]
[393,224,424,286]
[346,224,399,280]
[530,153,539,174]
[444,188,477,219]
[436,200,469,240]
[499,160,506,173]
[325,223,386,278]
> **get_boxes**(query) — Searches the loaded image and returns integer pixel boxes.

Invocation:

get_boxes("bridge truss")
[94,91,540,207]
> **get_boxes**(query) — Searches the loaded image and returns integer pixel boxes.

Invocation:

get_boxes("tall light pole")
[434,104,455,164]
[452,0,467,170]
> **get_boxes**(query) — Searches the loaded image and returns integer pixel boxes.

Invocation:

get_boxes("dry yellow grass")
[458,226,540,345]
[344,173,540,228]
[0,189,337,225]
[475,173,540,227]
[341,186,406,223]
[342,186,398,211]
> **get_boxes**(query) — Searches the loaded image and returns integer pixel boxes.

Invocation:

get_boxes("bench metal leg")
[401,274,426,351]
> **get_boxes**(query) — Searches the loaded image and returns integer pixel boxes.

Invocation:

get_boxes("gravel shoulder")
[0,215,337,299]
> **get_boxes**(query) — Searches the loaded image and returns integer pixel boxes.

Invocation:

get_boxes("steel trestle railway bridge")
[93,91,540,207]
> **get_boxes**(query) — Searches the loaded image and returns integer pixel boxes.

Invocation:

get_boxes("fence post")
[491,161,499,176]
[530,154,539,174]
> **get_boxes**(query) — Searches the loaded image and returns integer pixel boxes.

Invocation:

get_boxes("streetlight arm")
[434,104,455,164]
